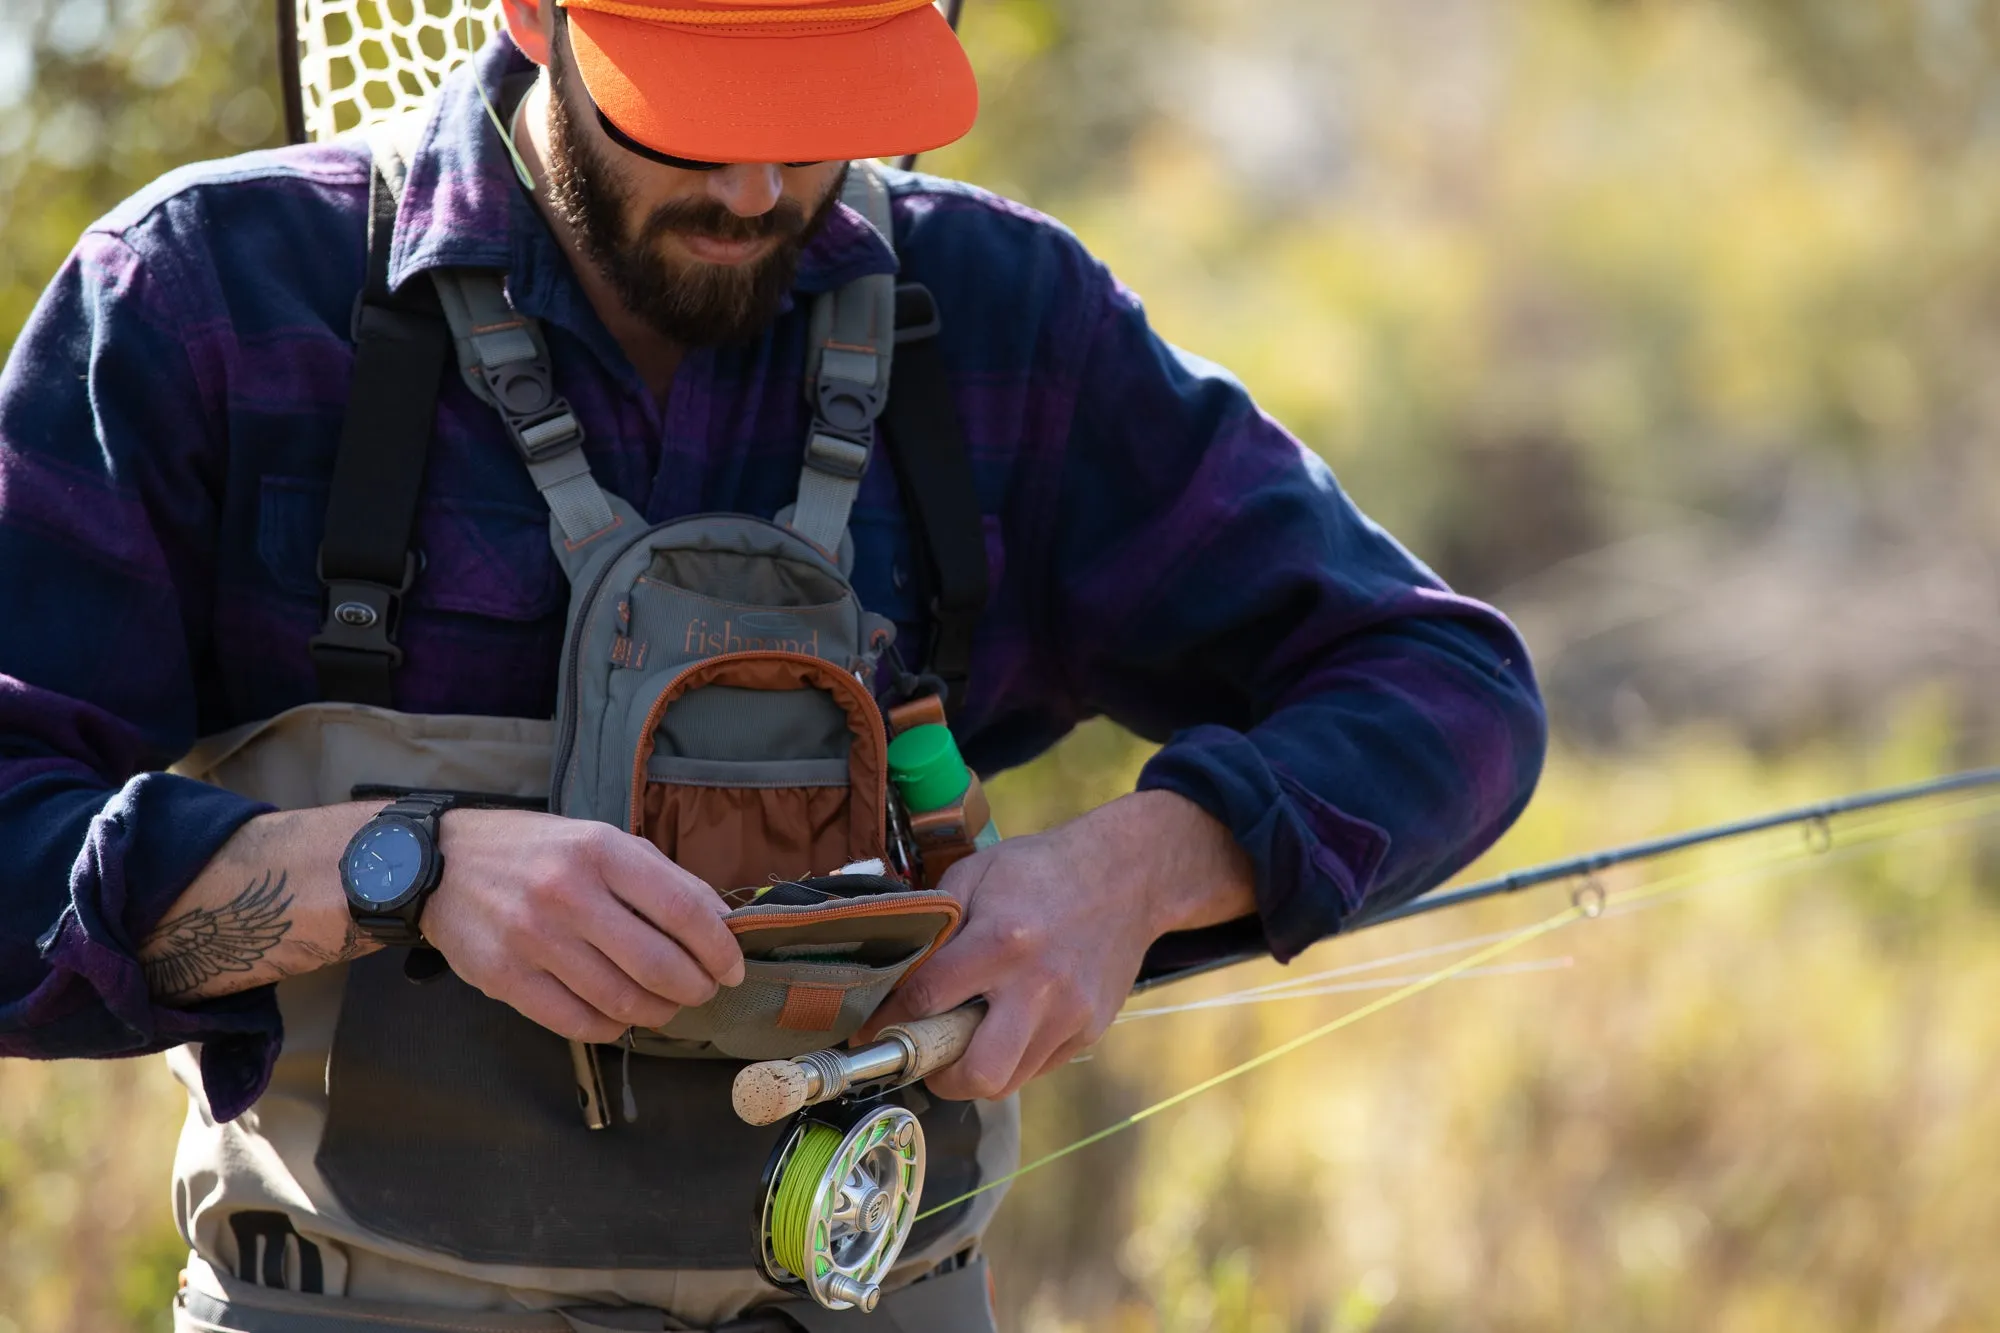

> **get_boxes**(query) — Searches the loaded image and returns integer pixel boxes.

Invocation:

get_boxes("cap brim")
[567,4,978,164]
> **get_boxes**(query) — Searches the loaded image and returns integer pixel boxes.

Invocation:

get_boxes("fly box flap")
[635,876,961,1061]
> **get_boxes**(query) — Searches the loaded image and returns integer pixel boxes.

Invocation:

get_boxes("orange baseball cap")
[557,0,979,165]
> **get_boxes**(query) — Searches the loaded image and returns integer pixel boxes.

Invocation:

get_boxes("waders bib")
[165,112,1008,1331]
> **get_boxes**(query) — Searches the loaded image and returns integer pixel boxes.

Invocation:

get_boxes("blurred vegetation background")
[4,0,2000,1328]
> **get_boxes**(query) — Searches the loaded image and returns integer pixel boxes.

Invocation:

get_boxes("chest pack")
[316,121,990,1065]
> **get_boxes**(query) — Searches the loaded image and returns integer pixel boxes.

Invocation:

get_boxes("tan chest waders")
[167,110,1007,1331]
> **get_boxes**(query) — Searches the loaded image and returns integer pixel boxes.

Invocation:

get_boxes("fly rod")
[1135,764,2000,993]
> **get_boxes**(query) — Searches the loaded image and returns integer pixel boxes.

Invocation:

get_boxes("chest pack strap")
[883,282,987,714]
[328,113,989,714]
[430,268,620,549]
[317,119,623,705]
[310,164,452,706]
[796,166,989,714]
[790,166,897,556]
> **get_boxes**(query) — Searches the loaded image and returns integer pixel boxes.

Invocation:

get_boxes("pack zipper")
[548,523,652,812]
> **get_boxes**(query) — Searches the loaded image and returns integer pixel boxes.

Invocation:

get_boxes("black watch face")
[345,821,427,907]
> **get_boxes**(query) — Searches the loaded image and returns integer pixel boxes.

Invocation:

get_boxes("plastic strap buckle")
[310,549,417,668]
[804,430,873,481]
[513,406,586,463]
[893,282,942,343]
[474,351,588,466]
[814,348,886,435]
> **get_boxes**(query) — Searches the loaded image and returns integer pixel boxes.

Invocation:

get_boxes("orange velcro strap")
[887,693,948,736]
[777,984,850,1032]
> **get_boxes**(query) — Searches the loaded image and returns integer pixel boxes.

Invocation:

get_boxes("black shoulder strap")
[882,282,989,717]
[310,167,453,705]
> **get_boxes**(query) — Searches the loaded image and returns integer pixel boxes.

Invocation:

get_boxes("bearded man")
[0,2,1547,1330]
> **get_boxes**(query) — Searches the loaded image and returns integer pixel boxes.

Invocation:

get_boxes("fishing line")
[915,786,2000,1221]
[915,897,1589,1220]
[1124,782,2000,1019]
[769,1123,844,1278]
[1119,826,1920,1024]
[1113,957,1575,1020]
[1126,924,1565,1011]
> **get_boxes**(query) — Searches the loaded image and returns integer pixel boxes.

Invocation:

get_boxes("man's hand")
[866,789,1256,1101]
[422,810,746,1043]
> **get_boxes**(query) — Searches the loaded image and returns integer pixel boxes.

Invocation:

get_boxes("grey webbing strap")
[431,269,619,547]
[367,112,618,549]
[791,164,898,554]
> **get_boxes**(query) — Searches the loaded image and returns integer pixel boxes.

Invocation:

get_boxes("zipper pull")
[609,598,646,669]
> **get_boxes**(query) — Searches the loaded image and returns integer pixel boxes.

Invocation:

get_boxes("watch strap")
[351,910,426,948]
[380,791,457,828]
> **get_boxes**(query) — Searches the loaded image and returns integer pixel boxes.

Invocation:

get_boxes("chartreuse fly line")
[771,1124,845,1279]
[915,783,2000,1221]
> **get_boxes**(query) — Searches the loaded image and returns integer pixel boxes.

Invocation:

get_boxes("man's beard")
[543,55,846,347]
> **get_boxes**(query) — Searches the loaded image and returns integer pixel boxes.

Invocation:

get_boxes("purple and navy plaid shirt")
[0,37,1545,1118]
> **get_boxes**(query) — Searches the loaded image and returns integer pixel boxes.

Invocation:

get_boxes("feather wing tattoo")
[141,871,295,1001]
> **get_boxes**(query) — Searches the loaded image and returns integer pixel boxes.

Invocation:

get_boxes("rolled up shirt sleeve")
[0,222,278,1113]
[1047,269,1548,967]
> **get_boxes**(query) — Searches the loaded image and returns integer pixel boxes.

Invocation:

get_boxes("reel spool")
[755,1101,925,1312]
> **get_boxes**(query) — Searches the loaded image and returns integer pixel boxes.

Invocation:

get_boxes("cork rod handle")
[880,1003,985,1083]
[729,1002,989,1126]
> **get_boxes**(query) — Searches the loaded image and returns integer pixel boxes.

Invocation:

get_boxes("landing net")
[289,0,503,142]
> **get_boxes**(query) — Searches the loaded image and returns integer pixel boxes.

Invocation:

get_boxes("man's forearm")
[1061,789,1258,939]
[139,803,381,1003]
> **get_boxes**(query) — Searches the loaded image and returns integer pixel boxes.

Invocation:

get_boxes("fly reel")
[755,1101,925,1313]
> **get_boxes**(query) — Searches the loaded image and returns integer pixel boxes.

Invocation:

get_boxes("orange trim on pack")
[726,892,963,980]
[627,649,889,864]
[776,983,849,1032]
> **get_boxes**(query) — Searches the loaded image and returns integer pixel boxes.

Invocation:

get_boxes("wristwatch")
[340,793,456,946]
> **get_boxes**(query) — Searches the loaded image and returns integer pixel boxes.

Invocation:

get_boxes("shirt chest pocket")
[256,476,567,623]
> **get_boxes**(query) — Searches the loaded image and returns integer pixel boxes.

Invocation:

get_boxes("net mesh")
[294,0,502,141]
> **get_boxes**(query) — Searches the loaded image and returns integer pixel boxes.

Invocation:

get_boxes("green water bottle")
[888,724,1000,888]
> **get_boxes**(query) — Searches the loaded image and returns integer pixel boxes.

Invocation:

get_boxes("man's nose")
[707,164,786,218]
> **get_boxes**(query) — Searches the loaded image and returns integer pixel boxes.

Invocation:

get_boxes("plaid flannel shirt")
[0,37,1546,1118]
